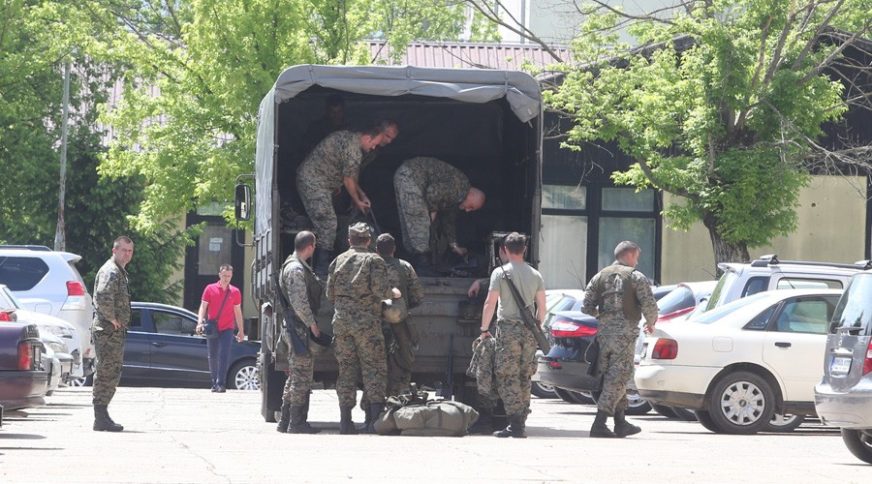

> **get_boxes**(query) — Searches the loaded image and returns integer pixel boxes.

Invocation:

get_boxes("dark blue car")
[123,302,260,390]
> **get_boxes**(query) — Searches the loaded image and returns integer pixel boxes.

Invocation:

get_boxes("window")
[602,188,655,212]
[657,286,695,315]
[597,217,656,277]
[706,270,740,311]
[153,311,197,336]
[197,225,233,276]
[542,185,586,210]
[129,309,143,329]
[0,256,49,291]
[744,306,776,331]
[693,293,770,324]
[776,278,843,290]
[774,298,836,334]
[540,214,587,289]
[742,277,770,297]
[832,274,872,333]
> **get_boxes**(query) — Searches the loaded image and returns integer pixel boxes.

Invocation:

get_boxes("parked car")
[815,270,872,464]
[1,284,83,380]
[636,289,841,434]
[120,302,260,390]
[40,332,73,396]
[0,246,95,376]
[537,284,680,414]
[531,289,587,399]
[0,321,48,410]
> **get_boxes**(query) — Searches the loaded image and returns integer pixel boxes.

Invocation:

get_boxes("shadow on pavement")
[527,427,590,438]
[0,433,46,440]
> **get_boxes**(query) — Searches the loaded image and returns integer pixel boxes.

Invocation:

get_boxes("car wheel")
[694,410,720,433]
[763,413,804,433]
[68,375,93,387]
[590,389,652,415]
[841,428,872,464]
[228,360,260,391]
[653,404,678,419]
[707,371,774,434]
[553,387,594,404]
[531,381,558,399]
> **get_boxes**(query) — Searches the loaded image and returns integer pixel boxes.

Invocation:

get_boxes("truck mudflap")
[258,349,286,423]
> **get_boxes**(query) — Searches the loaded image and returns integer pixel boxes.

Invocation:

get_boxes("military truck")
[235,65,543,422]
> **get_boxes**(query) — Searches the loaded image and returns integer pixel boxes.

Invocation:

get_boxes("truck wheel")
[706,371,774,434]
[842,428,872,464]
[554,387,591,404]
[258,351,285,423]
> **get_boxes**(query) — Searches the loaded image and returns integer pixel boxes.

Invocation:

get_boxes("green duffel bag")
[375,400,479,437]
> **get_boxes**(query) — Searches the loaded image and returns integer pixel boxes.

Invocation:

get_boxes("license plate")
[830,357,851,375]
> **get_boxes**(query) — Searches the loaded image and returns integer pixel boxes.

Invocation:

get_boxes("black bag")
[204,288,231,340]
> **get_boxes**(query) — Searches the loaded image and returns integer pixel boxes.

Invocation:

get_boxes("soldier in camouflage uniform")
[277,231,322,434]
[480,233,545,438]
[393,157,486,276]
[91,236,134,432]
[327,223,400,434]
[582,241,658,438]
[297,120,398,275]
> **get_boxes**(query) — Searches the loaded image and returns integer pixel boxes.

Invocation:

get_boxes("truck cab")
[238,65,543,421]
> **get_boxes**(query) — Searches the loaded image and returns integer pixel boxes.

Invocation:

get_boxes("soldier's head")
[459,187,486,212]
[218,264,233,286]
[376,233,396,258]
[348,222,372,248]
[500,232,527,261]
[614,241,642,267]
[325,94,345,127]
[112,235,134,268]
[294,231,317,260]
[359,119,398,152]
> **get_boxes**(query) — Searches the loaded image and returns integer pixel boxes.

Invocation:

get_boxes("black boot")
[590,410,616,438]
[93,405,123,432]
[613,410,641,438]
[288,405,320,434]
[412,253,438,277]
[339,406,358,435]
[494,414,526,438]
[468,407,494,435]
[276,401,291,433]
[314,249,332,277]
[364,403,384,434]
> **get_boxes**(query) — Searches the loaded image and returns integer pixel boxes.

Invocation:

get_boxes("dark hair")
[501,232,527,255]
[376,233,396,257]
[349,233,371,246]
[113,235,134,248]
[219,264,233,272]
[295,231,316,251]
[325,94,345,109]
[361,119,398,137]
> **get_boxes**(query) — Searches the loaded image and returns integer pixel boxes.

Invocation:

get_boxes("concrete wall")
[660,176,868,284]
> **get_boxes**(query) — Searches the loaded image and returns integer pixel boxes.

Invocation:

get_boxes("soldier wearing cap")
[582,240,658,438]
[327,222,401,434]
[276,231,323,434]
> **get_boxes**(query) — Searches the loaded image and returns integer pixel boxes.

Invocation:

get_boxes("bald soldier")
[297,120,399,275]
[393,157,485,276]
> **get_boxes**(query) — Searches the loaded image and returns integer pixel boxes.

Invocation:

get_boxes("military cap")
[614,240,641,259]
[348,222,372,238]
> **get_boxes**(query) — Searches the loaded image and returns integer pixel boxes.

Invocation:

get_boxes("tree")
[83,0,486,230]
[473,0,872,264]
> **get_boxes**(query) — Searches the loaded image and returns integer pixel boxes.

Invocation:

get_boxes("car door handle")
[151,342,166,348]
[774,342,792,348]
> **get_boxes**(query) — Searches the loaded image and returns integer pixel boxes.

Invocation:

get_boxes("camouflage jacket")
[582,262,658,335]
[280,253,322,331]
[326,247,393,332]
[383,256,423,310]
[400,157,470,243]
[92,258,131,328]
[297,130,363,192]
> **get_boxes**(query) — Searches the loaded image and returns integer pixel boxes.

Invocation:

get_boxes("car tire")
[841,428,872,464]
[228,359,260,391]
[669,406,699,422]
[706,371,774,434]
[591,390,652,415]
[653,404,678,419]
[68,374,93,387]
[553,387,582,404]
[531,381,558,399]
[763,414,804,433]
[694,410,720,433]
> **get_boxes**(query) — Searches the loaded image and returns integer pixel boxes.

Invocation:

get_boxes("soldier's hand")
[355,197,371,212]
[450,243,468,257]
[467,280,481,298]
[644,323,655,335]
[479,330,492,340]
[392,288,402,299]
[310,324,321,338]
[111,320,122,330]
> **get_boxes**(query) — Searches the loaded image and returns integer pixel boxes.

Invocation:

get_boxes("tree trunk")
[703,213,750,273]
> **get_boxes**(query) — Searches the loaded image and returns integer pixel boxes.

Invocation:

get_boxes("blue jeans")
[207,329,234,388]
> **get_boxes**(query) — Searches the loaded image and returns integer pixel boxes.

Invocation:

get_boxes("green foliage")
[546,0,870,261]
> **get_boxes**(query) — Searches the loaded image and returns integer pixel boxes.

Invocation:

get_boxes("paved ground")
[0,387,868,483]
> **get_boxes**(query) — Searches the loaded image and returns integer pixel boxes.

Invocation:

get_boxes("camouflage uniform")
[393,157,470,254]
[279,253,322,406]
[582,262,658,416]
[296,130,364,251]
[91,258,131,406]
[383,256,423,396]
[472,337,500,411]
[327,243,393,408]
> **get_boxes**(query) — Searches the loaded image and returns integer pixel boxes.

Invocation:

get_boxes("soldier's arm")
[406,264,424,309]
[370,257,393,300]
[287,268,318,327]
[633,273,659,328]
[581,274,602,318]
[93,270,118,324]
[325,259,337,302]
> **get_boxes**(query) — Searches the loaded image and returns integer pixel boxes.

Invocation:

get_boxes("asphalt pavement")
[0,387,867,483]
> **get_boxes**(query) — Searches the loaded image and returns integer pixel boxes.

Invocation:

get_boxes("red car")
[0,319,48,410]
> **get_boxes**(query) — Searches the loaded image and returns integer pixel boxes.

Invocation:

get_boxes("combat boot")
[613,410,641,438]
[590,410,617,438]
[288,405,320,434]
[339,406,358,435]
[93,405,123,432]
[493,414,526,438]
[412,253,438,277]
[276,401,291,433]
[364,403,384,434]
[468,407,493,435]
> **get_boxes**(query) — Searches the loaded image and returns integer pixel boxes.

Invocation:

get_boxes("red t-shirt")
[201,282,242,331]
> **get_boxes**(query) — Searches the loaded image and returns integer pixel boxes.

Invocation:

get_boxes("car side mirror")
[235,183,251,221]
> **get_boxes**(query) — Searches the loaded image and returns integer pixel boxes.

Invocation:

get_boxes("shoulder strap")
[215,286,232,319]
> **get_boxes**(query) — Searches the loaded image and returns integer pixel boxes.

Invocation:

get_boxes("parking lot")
[0,387,867,483]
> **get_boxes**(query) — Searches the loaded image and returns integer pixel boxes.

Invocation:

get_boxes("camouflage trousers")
[297,182,338,251]
[386,320,417,397]
[595,333,636,416]
[494,321,537,416]
[393,165,431,254]
[473,336,500,411]
[282,345,314,406]
[92,326,126,406]
[334,322,387,408]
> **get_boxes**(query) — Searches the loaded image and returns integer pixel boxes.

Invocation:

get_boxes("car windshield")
[691,293,770,325]
[831,274,872,332]
[657,286,695,315]
[705,269,740,312]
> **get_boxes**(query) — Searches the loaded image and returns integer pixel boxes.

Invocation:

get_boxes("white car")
[40,332,74,395]
[635,289,842,434]
[0,247,95,375]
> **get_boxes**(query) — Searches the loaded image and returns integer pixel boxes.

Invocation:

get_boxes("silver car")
[815,270,872,464]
